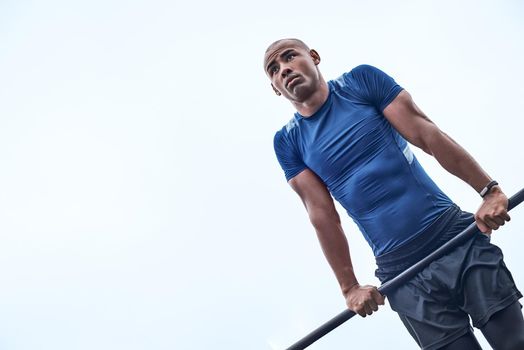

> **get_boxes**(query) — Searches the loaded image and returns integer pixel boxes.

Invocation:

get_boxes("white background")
[0,0,523,349]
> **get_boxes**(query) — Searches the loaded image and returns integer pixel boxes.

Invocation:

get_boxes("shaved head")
[263,38,312,72]
[264,38,310,55]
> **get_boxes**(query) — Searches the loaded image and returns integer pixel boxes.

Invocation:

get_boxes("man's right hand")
[344,284,385,317]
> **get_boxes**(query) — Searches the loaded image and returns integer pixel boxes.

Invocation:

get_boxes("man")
[264,38,524,349]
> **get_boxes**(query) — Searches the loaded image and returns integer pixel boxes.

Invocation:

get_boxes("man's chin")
[288,86,310,101]
[287,82,302,93]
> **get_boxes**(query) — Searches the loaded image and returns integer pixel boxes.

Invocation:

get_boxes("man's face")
[264,40,321,103]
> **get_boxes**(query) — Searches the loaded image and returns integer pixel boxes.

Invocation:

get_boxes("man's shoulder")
[284,116,299,133]
[350,64,379,74]
[331,64,378,86]
[275,116,299,138]
[273,116,300,154]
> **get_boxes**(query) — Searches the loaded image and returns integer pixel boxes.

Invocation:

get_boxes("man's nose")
[281,66,292,78]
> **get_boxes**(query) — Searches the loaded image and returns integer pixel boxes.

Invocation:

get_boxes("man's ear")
[271,84,281,96]
[310,49,321,65]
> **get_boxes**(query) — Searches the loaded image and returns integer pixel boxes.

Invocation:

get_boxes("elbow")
[309,212,324,228]
[414,126,444,156]
[418,140,433,155]
[308,206,341,229]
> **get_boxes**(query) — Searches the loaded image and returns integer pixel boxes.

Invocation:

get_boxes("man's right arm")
[288,169,384,317]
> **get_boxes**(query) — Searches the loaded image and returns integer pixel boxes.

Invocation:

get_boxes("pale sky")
[0,1,523,349]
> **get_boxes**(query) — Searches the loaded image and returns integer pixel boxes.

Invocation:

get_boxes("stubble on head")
[263,38,310,71]
[264,38,310,55]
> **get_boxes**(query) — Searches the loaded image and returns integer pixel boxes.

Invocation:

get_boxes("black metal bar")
[286,188,524,350]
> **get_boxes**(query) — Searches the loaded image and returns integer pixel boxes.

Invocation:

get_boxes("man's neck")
[292,79,329,117]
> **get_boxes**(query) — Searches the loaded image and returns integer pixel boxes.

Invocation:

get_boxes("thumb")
[475,218,491,234]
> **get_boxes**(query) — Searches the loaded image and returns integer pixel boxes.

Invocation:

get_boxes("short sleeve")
[344,64,403,112]
[273,129,307,181]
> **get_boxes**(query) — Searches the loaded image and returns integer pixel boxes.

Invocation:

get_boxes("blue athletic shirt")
[273,65,453,256]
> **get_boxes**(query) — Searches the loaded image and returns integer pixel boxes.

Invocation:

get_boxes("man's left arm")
[383,90,510,233]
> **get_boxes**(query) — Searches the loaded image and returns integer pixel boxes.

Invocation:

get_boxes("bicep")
[382,90,442,153]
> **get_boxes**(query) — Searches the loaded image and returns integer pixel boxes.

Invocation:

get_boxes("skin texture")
[264,39,510,318]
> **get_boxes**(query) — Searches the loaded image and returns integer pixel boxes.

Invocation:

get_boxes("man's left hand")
[475,186,510,234]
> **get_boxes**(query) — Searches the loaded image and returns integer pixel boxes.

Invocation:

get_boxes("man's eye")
[270,66,279,74]
[286,54,296,61]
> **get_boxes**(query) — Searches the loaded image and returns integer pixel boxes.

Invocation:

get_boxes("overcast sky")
[1,0,523,349]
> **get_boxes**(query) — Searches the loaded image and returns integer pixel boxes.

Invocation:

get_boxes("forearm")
[288,170,363,297]
[308,208,358,296]
[309,208,385,316]
[422,127,511,234]
[289,166,386,316]
[383,91,493,192]
[424,128,492,192]
[383,90,509,234]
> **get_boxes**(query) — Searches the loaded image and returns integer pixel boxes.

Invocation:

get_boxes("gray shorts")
[375,207,522,350]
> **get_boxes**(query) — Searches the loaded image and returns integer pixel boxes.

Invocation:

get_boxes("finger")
[502,212,511,222]
[484,217,500,230]
[481,215,499,229]
[368,299,378,312]
[492,216,505,226]
[364,303,373,315]
[352,301,366,317]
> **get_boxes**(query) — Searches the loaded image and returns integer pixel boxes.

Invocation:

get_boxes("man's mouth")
[286,75,300,88]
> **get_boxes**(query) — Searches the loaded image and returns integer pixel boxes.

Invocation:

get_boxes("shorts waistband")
[375,205,462,273]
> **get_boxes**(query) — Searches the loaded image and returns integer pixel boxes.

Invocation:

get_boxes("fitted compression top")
[274,65,453,256]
